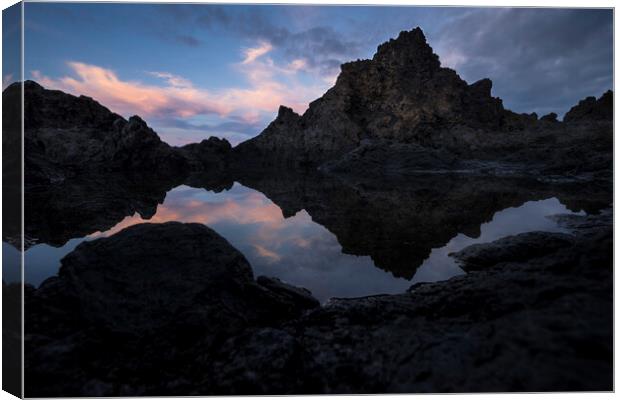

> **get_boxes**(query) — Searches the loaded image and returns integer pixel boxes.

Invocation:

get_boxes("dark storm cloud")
[433,8,613,117]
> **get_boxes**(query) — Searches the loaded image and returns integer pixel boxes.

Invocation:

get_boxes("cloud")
[32,63,230,118]
[433,8,613,117]
[147,71,192,88]
[242,41,273,64]
[253,244,282,263]
[2,74,14,90]
[32,41,330,122]
[186,6,361,75]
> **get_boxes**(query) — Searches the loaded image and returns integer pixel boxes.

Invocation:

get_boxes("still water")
[5,182,583,302]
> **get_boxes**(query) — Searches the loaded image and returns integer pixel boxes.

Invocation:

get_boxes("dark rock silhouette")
[178,137,233,171]
[233,27,613,179]
[540,112,558,123]
[6,28,613,184]
[235,28,514,165]
[17,81,185,184]
[4,81,234,187]
[450,231,575,272]
[24,211,612,395]
[25,222,319,396]
[564,90,613,123]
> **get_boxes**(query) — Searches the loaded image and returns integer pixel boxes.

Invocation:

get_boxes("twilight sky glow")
[14,4,614,145]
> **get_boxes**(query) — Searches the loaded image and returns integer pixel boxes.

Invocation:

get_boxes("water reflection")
[18,182,586,302]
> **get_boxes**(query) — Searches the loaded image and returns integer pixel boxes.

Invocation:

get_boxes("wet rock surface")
[25,222,319,396]
[24,210,612,395]
[450,231,575,271]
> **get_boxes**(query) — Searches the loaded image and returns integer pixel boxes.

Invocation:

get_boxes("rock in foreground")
[25,213,612,395]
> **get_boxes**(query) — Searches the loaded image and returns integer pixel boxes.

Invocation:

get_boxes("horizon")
[5,4,614,146]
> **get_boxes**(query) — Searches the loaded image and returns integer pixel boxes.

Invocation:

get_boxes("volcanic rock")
[233,28,613,181]
[564,90,613,123]
[24,210,612,395]
[25,222,319,396]
[450,231,575,271]
[235,28,513,166]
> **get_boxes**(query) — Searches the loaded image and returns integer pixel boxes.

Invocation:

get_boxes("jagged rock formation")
[234,27,613,177]
[540,112,558,123]
[235,28,515,165]
[18,81,182,184]
[5,81,233,186]
[564,90,613,123]
[24,212,612,395]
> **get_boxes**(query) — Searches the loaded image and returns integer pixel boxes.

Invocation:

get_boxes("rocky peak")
[373,28,440,73]
[275,105,302,125]
[236,27,511,165]
[469,78,493,98]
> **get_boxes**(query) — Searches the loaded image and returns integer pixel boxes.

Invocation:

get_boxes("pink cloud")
[30,40,333,130]
[2,74,14,90]
[253,244,282,263]
[241,41,273,64]
[32,64,230,119]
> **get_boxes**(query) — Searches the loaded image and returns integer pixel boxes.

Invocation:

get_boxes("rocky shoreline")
[21,209,612,395]
[2,25,613,395]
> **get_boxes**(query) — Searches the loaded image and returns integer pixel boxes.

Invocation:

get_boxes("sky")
[8,4,614,145]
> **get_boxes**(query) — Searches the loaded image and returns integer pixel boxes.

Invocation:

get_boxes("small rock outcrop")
[450,231,575,271]
[178,136,233,171]
[564,90,613,123]
[540,112,558,123]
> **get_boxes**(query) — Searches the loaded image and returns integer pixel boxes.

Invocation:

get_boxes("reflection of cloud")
[293,237,311,248]
[253,244,282,263]
[88,187,287,239]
